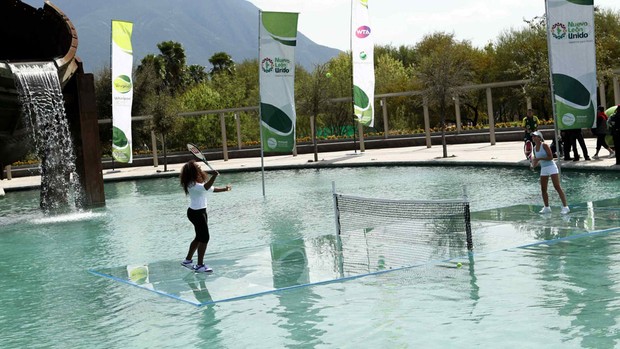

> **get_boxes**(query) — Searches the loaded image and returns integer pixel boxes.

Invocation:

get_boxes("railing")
[4,76,620,179]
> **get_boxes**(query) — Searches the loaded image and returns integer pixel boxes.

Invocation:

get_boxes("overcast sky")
[248,0,620,50]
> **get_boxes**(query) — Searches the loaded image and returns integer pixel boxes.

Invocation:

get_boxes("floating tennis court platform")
[90,196,620,306]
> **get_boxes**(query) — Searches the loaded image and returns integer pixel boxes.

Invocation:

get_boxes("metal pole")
[150,130,158,167]
[235,112,242,150]
[219,112,228,161]
[258,11,266,197]
[545,0,562,178]
[381,97,389,139]
[486,87,496,145]
[423,97,431,148]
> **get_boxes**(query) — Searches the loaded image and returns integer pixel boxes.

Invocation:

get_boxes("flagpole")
[107,20,120,174]
[544,0,562,178]
[349,0,359,154]
[258,10,266,197]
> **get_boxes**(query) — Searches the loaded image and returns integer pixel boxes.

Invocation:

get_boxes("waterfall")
[9,62,81,211]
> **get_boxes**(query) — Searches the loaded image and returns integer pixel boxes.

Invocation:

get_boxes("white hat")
[531,131,544,140]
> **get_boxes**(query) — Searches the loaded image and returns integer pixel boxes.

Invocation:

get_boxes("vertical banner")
[111,20,134,163]
[545,0,596,130]
[352,0,374,127]
[259,11,299,153]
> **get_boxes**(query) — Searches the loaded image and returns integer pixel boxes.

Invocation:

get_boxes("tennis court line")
[88,226,620,307]
[88,269,202,306]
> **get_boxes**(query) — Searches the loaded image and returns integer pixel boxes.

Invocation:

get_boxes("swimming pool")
[1,166,619,348]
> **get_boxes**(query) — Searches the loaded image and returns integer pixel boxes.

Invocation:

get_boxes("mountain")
[24,0,341,72]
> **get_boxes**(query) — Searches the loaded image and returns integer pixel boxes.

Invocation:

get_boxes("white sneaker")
[560,206,570,215]
[539,206,552,214]
[181,259,193,269]
[192,264,213,273]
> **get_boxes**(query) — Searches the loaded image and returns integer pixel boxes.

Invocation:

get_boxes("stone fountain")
[0,0,105,208]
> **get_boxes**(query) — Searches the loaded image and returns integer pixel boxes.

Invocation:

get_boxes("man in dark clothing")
[571,129,590,161]
[609,106,620,165]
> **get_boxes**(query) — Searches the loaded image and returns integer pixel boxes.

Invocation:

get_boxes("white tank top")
[188,182,214,210]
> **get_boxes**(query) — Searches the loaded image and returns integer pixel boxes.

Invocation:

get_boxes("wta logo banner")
[356,26,371,38]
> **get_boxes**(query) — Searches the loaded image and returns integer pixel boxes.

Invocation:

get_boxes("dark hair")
[598,105,605,112]
[180,160,208,194]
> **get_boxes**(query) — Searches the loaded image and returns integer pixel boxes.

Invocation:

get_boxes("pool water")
[1,166,620,348]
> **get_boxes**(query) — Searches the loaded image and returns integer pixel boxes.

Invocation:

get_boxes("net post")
[332,181,341,235]
[462,185,473,251]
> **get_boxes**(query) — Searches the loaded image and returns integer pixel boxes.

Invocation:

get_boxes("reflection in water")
[533,235,620,348]
[266,212,327,347]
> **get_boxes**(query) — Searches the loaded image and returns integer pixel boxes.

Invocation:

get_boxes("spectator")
[522,109,539,143]
[608,106,620,165]
[592,106,613,159]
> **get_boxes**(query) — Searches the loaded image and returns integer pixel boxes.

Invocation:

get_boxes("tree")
[149,94,179,172]
[594,8,620,104]
[208,51,235,76]
[297,63,331,161]
[187,64,209,85]
[494,16,550,118]
[416,40,472,158]
[157,41,188,95]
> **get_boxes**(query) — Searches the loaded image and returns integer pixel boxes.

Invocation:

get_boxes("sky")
[248,0,620,51]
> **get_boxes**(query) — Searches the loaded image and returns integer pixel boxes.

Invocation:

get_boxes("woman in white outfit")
[530,131,570,214]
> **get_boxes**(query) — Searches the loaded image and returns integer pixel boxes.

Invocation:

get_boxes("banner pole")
[258,11,266,197]
[545,0,562,178]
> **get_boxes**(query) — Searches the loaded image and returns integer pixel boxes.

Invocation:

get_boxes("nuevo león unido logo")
[552,21,590,40]
[261,57,291,74]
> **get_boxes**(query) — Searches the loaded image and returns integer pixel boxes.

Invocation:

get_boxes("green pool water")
[1,166,619,348]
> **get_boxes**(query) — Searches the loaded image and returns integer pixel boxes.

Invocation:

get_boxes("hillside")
[22,0,341,72]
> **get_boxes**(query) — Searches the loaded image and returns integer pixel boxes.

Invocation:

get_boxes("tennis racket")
[524,140,533,161]
[186,143,217,173]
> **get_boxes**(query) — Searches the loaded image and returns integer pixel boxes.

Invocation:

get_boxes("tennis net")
[332,183,472,274]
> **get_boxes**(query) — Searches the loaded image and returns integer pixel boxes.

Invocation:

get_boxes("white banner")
[545,0,596,130]
[259,11,298,153]
[352,0,374,127]
[111,20,134,163]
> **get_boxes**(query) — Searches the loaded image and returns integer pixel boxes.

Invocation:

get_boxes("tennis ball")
[456,262,462,268]
[128,265,148,282]
[326,72,332,78]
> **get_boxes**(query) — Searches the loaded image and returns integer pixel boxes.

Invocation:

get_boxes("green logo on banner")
[553,73,594,130]
[113,75,132,93]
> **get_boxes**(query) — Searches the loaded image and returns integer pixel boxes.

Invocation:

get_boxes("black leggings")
[595,134,609,152]
[187,208,210,243]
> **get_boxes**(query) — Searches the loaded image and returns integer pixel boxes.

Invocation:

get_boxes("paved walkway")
[1,139,618,193]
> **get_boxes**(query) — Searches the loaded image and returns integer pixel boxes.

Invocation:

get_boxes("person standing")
[522,109,539,143]
[179,160,232,272]
[592,106,613,159]
[572,128,590,161]
[608,106,620,165]
[530,131,570,215]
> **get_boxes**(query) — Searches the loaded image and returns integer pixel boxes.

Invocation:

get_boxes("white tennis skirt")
[540,164,559,177]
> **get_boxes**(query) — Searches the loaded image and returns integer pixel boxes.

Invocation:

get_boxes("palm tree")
[208,51,235,76]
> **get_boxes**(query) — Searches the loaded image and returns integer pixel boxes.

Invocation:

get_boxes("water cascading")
[9,62,81,211]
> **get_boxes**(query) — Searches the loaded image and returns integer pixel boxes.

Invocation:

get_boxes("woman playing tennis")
[180,160,231,272]
[530,131,570,215]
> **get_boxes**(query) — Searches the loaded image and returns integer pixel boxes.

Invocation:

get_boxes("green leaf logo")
[353,85,373,126]
[260,103,293,133]
[112,126,128,147]
[553,73,594,129]
[112,21,133,54]
[113,75,132,93]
